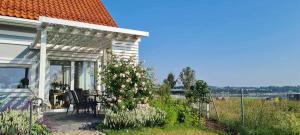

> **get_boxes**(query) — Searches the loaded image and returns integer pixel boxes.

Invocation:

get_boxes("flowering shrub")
[103,106,166,129]
[100,55,155,112]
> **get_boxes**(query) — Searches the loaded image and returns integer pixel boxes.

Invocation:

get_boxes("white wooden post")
[83,62,87,90]
[70,61,75,90]
[206,103,210,119]
[134,38,141,64]
[38,28,47,100]
[96,59,101,91]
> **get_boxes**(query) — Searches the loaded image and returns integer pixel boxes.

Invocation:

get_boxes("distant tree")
[179,67,196,90]
[156,84,171,100]
[185,80,211,103]
[163,73,177,89]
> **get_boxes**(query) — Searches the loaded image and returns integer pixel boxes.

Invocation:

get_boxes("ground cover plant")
[104,126,227,135]
[0,109,51,135]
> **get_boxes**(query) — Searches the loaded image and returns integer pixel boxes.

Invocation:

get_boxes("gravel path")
[44,112,105,135]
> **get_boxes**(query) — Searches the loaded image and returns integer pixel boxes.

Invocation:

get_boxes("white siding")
[0,25,38,111]
[111,40,139,62]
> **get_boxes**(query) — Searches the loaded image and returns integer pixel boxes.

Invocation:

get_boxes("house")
[0,0,148,111]
[287,93,300,101]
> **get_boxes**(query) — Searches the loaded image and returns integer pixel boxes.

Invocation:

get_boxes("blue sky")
[103,0,300,87]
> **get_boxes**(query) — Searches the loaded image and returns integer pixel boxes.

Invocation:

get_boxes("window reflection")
[50,61,71,90]
[75,61,95,90]
[0,67,29,89]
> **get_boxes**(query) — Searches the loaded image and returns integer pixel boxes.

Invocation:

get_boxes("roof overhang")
[39,17,149,37]
[0,16,149,55]
[0,16,149,37]
[0,16,40,28]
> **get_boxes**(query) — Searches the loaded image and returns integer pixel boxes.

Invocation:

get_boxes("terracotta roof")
[0,0,117,27]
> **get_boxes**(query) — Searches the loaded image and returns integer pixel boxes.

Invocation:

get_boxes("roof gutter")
[0,16,40,28]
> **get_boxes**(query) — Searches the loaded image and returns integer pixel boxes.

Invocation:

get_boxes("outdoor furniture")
[65,90,87,114]
[49,89,65,109]
[53,92,64,108]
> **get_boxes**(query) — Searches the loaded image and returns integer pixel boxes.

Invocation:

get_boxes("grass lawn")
[103,126,227,135]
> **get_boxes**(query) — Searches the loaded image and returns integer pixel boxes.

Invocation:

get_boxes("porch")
[31,16,148,108]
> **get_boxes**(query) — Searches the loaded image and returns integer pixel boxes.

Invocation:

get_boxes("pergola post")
[71,61,75,90]
[38,28,47,100]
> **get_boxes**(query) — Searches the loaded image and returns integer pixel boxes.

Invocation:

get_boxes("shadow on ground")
[44,112,104,132]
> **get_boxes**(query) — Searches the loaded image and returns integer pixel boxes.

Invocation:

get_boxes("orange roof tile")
[0,0,117,27]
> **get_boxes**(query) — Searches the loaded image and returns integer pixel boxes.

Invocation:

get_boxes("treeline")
[209,86,300,94]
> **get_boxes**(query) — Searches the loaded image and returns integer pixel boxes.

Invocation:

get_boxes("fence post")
[206,103,209,119]
[240,89,245,126]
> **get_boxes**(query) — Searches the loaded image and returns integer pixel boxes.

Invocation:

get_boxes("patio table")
[53,92,65,108]
[83,92,101,117]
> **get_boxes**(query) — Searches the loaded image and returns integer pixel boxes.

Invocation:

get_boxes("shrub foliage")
[0,110,51,135]
[100,55,155,112]
[103,106,166,129]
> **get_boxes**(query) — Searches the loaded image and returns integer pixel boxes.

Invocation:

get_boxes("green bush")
[164,107,177,127]
[150,99,196,127]
[31,123,52,135]
[156,84,171,99]
[103,107,166,129]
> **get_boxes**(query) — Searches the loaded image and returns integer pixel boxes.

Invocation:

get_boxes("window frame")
[0,64,31,91]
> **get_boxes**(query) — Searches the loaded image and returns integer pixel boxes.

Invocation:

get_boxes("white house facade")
[0,0,148,111]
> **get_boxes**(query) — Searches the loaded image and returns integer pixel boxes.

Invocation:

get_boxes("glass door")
[49,61,71,109]
[75,61,96,90]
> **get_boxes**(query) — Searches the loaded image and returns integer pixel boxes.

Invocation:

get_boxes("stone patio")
[44,112,104,134]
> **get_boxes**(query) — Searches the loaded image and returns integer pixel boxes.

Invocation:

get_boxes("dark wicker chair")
[65,90,89,114]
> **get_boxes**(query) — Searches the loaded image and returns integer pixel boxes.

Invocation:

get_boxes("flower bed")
[0,110,51,135]
[103,106,166,129]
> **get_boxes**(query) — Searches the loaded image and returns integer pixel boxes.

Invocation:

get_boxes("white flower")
[120,89,124,93]
[120,73,125,78]
[126,78,131,83]
[113,74,117,79]
[142,82,146,86]
[121,85,126,88]
[136,73,140,77]
[134,83,138,87]
[125,71,130,75]
[114,64,119,68]
[117,99,122,103]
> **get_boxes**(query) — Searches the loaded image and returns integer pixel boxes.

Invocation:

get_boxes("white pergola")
[32,17,149,100]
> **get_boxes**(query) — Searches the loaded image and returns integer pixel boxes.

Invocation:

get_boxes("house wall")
[0,24,39,111]
[111,40,139,62]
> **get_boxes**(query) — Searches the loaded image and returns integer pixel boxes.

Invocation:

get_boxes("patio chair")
[65,90,89,115]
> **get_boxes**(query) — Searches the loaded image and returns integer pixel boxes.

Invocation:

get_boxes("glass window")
[50,61,71,90]
[0,67,29,89]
